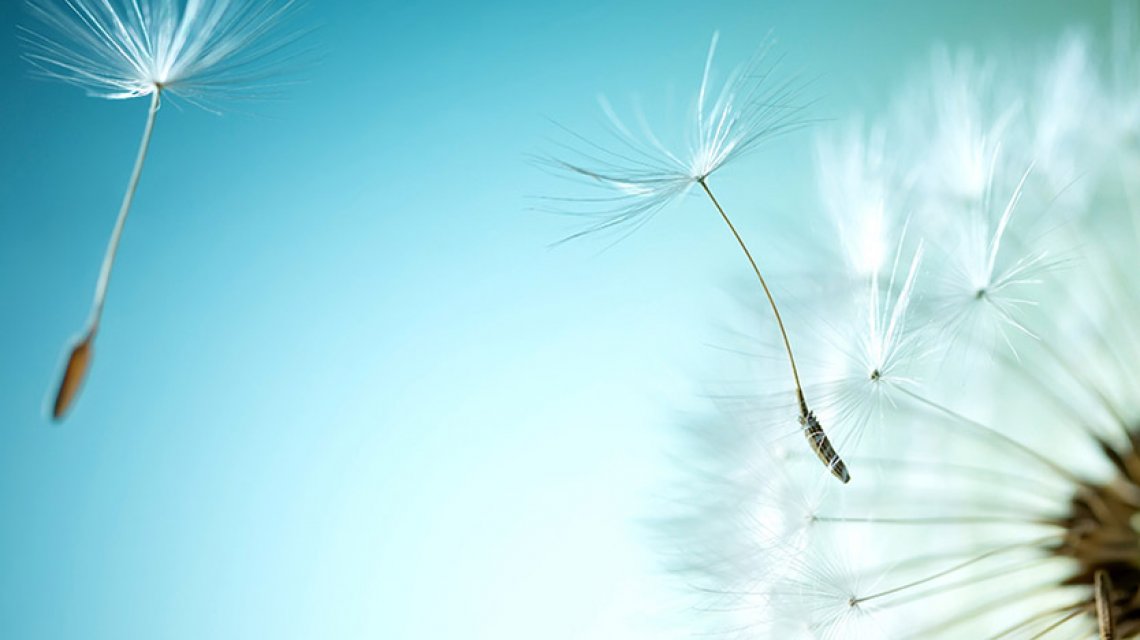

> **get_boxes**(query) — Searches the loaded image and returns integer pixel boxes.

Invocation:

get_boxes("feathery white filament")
[542,32,806,240]
[22,0,305,104]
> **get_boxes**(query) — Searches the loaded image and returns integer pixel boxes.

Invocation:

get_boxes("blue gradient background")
[0,1,1112,637]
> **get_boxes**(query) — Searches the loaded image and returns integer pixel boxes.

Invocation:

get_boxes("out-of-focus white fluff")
[667,17,1140,639]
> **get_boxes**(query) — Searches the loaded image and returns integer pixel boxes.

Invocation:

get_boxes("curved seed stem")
[91,89,162,326]
[697,178,802,399]
[697,177,849,483]
[51,89,162,421]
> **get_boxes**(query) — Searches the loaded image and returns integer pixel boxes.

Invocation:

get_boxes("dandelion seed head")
[21,0,307,105]
[804,239,929,456]
[541,32,807,240]
[916,156,1069,360]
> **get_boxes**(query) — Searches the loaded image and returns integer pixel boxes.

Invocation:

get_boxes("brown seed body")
[800,410,851,484]
[52,334,94,420]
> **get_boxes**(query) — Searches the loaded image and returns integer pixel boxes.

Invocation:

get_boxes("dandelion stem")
[897,386,1084,486]
[51,88,161,421]
[1030,330,1131,438]
[879,557,1053,611]
[697,177,850,483]
[843,455,1061,499]
[813,515,1058,527]
[994,348,1105,444]
[859,537,1055,579]
[697,178,802,402]
[1026,605,1088,639]
[903,582,1056,639]
[850,537,1057,607]
[91,89,162,327]
[988,600,1088,640]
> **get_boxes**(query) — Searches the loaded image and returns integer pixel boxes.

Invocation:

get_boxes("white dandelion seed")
[541,32,807,242]
[668,19,1140,638]
[926,159,1062,357]
[809,124,934,453]
[23,0,309,420]
[545,33,851,482]
[811,236,928,457]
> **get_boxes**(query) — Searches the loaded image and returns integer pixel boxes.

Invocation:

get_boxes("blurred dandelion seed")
[677,388,1140,637]
[545,33,849,482]
[667,17,1140,639]
[23,0,307,420]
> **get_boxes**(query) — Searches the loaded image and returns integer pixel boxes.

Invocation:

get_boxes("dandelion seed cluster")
[666,19,1140,640]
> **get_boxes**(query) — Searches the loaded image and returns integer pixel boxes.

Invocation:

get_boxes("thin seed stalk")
[52,89,162,421]
[696,177,850,483]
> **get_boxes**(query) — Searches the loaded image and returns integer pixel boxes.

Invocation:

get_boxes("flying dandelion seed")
[22,0,308,420]
[543,33,850,482]
[666,17,1140,639]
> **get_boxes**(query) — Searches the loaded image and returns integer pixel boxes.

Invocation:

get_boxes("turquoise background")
[0,1,1112,637]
